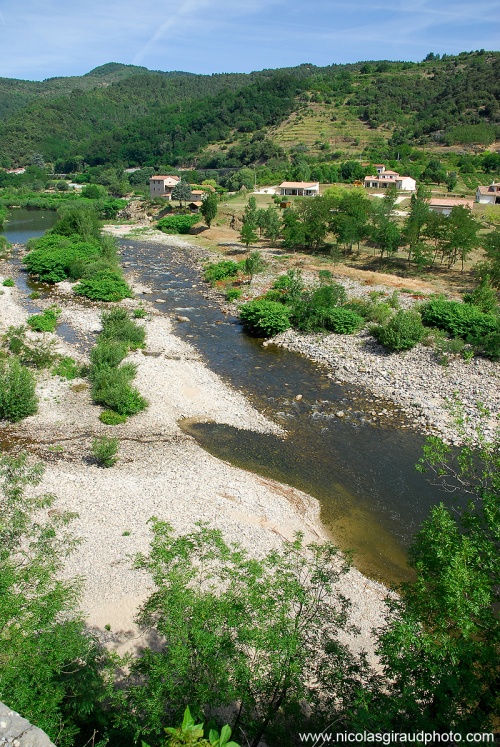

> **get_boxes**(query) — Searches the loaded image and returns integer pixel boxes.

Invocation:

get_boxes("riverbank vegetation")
[89,308,148,422]
[1,409,498,744]
[24,204,133,301]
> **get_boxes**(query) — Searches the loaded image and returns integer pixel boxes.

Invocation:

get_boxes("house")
[428,198,474,216]
[279,181,319,197]
[189,189,207,201]
[6,168,26,175]
[364,166,416,192]
[476,183,500,205]
[188,201,203,213]
[149,175,181,199]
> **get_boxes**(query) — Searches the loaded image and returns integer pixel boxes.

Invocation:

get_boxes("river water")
[2,210,450,584]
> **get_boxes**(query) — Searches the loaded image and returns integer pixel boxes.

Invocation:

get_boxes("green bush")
[323,307,364,334]
[91,436,119,467]
[0,357,38,421]
[239,299,292,337]
[225,287,242,302]
[2,278,14,287]
[89,340,128,372]
[372,310,425,351]
[3,326,56,369]
[27,306,61,333]
[345,298,393,324]
[99,409,128,425]
[24,235,101,283]
[52,356,82,380]
[203,260,240,285]
[74,270,133,302]
[157,214,199,234]
[100,308,146,349]
[420,299,498,341]
[91,364,147,416]
[133,306,147,318]
[292,283,348,332]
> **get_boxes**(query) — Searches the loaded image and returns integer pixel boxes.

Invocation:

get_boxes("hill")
[0,52,499,170]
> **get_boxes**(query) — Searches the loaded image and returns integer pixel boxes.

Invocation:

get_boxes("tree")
[440,206,479,270]
[171,180,192,207]
[116,522,365,747]
[200,192,218,228]
[244,250,266,280]
[360,409,500,734]
[243,196,258,226]
[263,206,282,242]
[239,222,259,248]
[0,453,105,746]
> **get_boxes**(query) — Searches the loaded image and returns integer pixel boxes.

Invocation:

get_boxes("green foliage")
[322,307,364,334]
[200,192,218,228]
[157,214,199,234]
[292,282,348,332]
[239,299,291,337]
[225,287,242,302]
[171,180,193,205]
[115,523,362,745]
[372,309,425,351]
[89,312,148,418]
[244,250,266,278]
[463,275,498,314]
[133,306,148,318]
[99,409,128,425]
[3,325,56,369]
[52,356,82,380]
[361,410,500,734]
[27,305,61,333]
[420,298,498,346]
[91,361,147,416]
[100,308,146,349]
[203,260,240,285]
[24,234,101,283]
[0,356,38,421]
[239,222,259,248]
[0,453,106,746]
[2,278,14,287]
[74,269,133,301]
[92,436,119,467]
[153,707,240,747]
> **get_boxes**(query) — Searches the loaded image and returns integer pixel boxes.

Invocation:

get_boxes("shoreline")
[106,225,500,445]
[0,249,387,656]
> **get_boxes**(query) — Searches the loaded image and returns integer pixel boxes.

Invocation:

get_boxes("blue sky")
[1,0,498,81]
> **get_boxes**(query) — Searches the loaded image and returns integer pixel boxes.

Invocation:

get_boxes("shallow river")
[2,210,451,584]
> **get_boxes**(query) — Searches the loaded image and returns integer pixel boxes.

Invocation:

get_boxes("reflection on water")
[1,207,58,244]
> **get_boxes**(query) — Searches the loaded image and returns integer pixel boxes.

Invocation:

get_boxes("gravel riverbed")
[0,254,386,657]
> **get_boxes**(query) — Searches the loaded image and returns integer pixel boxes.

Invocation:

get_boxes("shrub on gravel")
[27,306,61,333]
[92,436,119,467]
[0,357,38,421]
[372,310,425,352]
[73,269,133,302]
[203,260,240,285]
[100,309,146,349]
[239,299,292,337]
[99,410,128,425]
[420,299,497,340]
[157,214,199,234]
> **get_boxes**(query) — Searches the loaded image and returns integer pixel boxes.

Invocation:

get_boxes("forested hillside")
[0,51,499,170]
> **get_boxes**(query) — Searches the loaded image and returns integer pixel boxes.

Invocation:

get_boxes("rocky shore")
[0,253,386,656]
[108,226,500,446]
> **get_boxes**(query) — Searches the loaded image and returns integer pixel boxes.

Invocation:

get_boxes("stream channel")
[2,209,453,585]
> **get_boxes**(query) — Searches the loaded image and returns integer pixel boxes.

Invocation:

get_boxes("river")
[2,209,451,584]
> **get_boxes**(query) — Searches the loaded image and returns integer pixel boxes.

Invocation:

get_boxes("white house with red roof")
[364,165,415,192]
